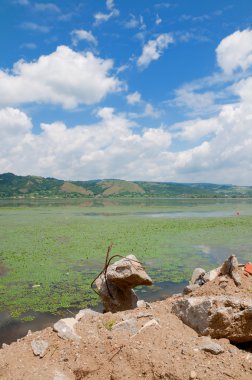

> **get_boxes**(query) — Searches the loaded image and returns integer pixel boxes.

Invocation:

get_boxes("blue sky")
[1,0,252,184]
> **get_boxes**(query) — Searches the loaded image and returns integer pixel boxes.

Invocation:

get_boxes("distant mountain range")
[0,173,252,198]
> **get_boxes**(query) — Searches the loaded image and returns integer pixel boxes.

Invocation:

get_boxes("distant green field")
[0,198,252,321]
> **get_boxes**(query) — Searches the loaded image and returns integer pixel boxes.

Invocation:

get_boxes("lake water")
[0,197,252,345]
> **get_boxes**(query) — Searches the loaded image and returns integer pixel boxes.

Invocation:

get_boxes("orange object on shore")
[244,263,252,274]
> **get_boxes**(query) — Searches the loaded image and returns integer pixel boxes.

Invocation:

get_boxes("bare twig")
[108,345,125,362]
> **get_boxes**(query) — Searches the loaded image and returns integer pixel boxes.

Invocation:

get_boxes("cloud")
[94,9,119,24]
[1,74,252,184]
[124,14,139,29]
[0,46,122,109]
[34,2,60,13]
[20,22,50,33]
[2,28,252,185]
[94,0,119,25]
[71,30,97,46]
[216,29,252,74]
[0,107,172,180]
[154,3,174,9]
[137,33,174,69]
[173,86,218,116]
[106,0,114,10]
[155,14,162,25]
[126,91,141,105]
[172,118,220,141]
[20,42,37,50]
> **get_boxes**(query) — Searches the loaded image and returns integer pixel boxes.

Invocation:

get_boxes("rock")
[112,318,138,335]
[172,295,252,343]
[220,255,241,286]
[189,370,197,379]
[138,319,160,334]
[95,255,152,313]
[190,268,205,285]
[183,284,200,295]
[31,339,49,358]
[137,300,152,308]
[96,276,138,313]
[2,343,8,349]
[198,339,224,355]
[53,370,72,380]
[203,267,220,283]
[75,308,101,321]
[53,318,80,341]
[105,255,152,287]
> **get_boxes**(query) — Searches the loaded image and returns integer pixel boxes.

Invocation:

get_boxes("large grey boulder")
[172,295,252,343]
[95,255,152,313]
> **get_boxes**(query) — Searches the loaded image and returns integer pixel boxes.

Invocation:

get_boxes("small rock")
[2,343,8,349]
[220,255,241,286]
[31,339,49,358]
[53,318,81,341]
[189,370,197,379]
[53,370,71,380]
[199,340,224,355]
[191,268,205,285]
[183,284,200,295]
[137,300,151,308]
[75,308,101,321]
[138,319,160,334]
[112,318,138,335]
[220,282,227,289]
[203,267,220,282]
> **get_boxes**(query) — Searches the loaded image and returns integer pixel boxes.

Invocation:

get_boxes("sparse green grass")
[0,199,252,319]
[103,319,116,331]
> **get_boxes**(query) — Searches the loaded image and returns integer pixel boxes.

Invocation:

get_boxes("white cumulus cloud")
[1,93,252,184]
[0,107,172,180]
[0,46,121,109]
[216,29,252,74]
[137,33,174,69]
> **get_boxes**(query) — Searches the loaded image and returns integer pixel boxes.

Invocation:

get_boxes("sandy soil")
[0,269,252,380]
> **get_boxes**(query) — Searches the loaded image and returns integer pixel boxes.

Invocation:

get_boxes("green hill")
[0,173,252,198]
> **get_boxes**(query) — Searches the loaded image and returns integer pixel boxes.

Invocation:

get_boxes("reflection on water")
[195,244,252,266]
[1,197,252,209]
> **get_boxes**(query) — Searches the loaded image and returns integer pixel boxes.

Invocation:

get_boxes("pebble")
[189,370,197,379]
[199,341,224,355]
[31,339,49,358]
